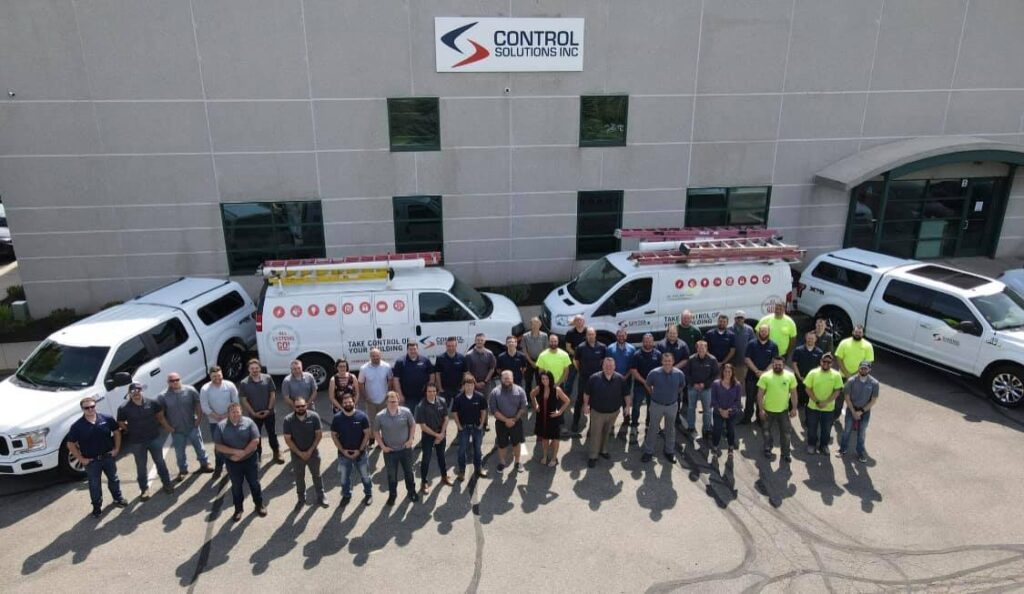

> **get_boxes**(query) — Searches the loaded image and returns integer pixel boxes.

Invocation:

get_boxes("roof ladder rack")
[615,226,780,241]
[627,236,804,266]
[259,251,442,286]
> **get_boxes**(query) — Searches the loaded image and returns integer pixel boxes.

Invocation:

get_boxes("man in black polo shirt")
[416,383,451,493]
[496,335,529,387]
[583,357,630,467]
[742,325,779,424]
[117,382,173,500]
[572,327,606,434]
[790,330,824,417]
[331,392,373,506]
[283,397,327,508]
[433,337,467,401]
[68,396,128,517]
[562,315,587,397]
[393,341,434,414]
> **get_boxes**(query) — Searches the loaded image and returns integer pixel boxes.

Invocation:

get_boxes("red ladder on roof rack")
[615,226,779,240]
[262,251,442,269]
[628,237,804,266]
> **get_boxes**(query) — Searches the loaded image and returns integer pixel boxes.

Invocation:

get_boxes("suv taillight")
[795,283,805,298]
[255,312,262,332]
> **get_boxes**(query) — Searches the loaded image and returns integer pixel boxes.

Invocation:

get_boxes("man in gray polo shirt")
[283,397,327,508]
[158,372,213,479]
[281,359,318,411]
[520,317,548,394]
[240,358,284,464]
[488,370,528,473]
[839,360,880,463]
[375,391,419,506]
[213,403,266,521]
[642,352,686,464]
[359,348,393,441]
[200,365,239,478]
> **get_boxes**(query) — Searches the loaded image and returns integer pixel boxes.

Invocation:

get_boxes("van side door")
[339,293,375,368]
[101,334,160,414]
[416,291,476,358]
[145,316,205,386]
[592,277,655,342]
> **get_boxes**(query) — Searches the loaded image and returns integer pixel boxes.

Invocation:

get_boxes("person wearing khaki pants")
[583,358,631,468]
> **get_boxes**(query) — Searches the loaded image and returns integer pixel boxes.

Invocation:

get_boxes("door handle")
[416,325,422,335]
[188,346,199,354]
[150,368,161,377]
[376,328,382,339]
[872,308,884,314]
[919,324,931,330]
[95,396,106,402]
[238,318,249,325]
[643,310,656,315]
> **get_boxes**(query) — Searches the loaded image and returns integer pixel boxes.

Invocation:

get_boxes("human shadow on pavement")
[517,458,558,513]
[478,464,518,523]
[704,453,738,509]
[175,513,257,586]
[0,471,81,530]
[802,448,845,506]
[302,496,367,568]
[839,452,882,513]
[249,502,317,574]
[635,457,677,521]
[22,479,181,575]
[347,487,434,567]
[162,473,222,531]
[572,457,623,511]
[744,422,797,508]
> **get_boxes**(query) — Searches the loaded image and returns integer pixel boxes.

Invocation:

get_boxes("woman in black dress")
[529,370,570,467]
[328,358,358,414]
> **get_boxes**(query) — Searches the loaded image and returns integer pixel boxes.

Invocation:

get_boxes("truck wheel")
[217,342,247,382]
[58,435,87,479]
[984,364,1024,408]
[820,307,852,342]
[485,341,505,359]
[300,353,334,391]
[596,331,616,346]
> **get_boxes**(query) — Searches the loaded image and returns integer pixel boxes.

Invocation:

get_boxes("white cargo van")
[542,228,802,342]
[256,253,524,386]
[0,278,256,477]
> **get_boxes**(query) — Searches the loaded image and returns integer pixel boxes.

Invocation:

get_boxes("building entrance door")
[957,178,1006,257]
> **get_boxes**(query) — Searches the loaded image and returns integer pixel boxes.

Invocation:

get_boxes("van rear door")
[371,291,412,360]
[339,293,376,367]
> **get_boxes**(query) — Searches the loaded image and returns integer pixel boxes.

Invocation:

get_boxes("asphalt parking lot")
[2,350,1024,593]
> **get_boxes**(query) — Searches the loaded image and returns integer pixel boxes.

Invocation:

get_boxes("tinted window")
[387,98,440,151]
[220,201,325,275]
[882,280,933,314]
[811,261,872,291]
[926,292,978,329]
[576,191,623,259]
[567,257,626,304]
[108,336,152,378]
[905,265,990,290]
[198,291,246,325]
[393,195,443,255]
[686,186,771,228]
[606,278,653,312]
[419,292,474,323]
[17,341,109,389]
[579,95,628,147]
[148,319,190,355]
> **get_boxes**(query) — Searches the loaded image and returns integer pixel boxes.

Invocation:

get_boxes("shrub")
[0,305,22,333]
[6,284,25,302]
[49,307,77,325]
[485,284,530,304]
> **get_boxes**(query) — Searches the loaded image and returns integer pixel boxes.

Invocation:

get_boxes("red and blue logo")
[441,22,490,68]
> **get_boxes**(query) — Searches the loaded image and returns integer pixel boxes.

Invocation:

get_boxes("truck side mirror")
[958,321,980,336]
[111,372,132,388]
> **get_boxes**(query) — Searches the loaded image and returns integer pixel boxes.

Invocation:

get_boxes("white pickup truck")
[797,249,1024,408]
[0,278,256,477]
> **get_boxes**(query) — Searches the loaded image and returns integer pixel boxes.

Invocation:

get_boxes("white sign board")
[435,17,584,72]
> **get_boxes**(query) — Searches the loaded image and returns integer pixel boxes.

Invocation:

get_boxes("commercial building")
[3,0,1024,313]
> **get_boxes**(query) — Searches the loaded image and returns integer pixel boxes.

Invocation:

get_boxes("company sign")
[435,17,584,72]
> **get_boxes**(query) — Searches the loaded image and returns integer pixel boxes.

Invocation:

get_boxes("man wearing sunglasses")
[158,373,214,480]
[117,382,173,500]
[67,396,128,518]
[283,397,327,508]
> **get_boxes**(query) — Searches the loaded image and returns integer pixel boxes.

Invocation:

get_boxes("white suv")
[797,248,1024,407]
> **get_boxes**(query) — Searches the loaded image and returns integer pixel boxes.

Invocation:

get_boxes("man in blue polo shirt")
[67,396,128,517]
[743,325,779,424]
[705,314,736,365]
[433,337,467,400]
[330,392,373,506]
[607,328,636,433]
[641,352,686,464]
[572,327,606,434]
[629,333,662,441]
[393,341,434,414]
[496,335,529,386]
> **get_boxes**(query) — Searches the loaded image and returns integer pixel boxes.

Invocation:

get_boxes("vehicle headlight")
[11,427,49,454]
[553,314,581,328]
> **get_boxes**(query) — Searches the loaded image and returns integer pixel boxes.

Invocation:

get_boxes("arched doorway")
[815,137,1024,259]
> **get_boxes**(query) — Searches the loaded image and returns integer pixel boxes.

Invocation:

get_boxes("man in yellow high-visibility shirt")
[757,302,797,358]
[835,324,874,378]
[756,355,798,463]
[802,353,844,455]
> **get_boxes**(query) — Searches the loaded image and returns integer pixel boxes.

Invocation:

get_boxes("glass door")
[956,178,1006,257]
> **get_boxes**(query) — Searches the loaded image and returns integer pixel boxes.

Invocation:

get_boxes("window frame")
[220,201,326,275]
[197,291,246,326]
[685,186,772,228]
[387,97,441,152]
[595,277,654,316]
[576,190,624,260]
[418,291,474,323]
[146,318,191,356]
[579,95,629,148]
[881,279,934,315]
[810,261,872,292]
[107,335,154,379]
[393,195,444,256]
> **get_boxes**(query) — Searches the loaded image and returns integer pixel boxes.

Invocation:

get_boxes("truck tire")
[819,307,852,343]
[217,342,247,382]
[596,331,616,347]
[58,435,87,479]
[300,353,335,391]
[983,363,1024,408]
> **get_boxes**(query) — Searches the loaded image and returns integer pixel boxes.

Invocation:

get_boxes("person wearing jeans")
[159,373,213,479]
[710,364,742,454]
[452,375,489,480]
[839,361,880,463]
[214,403,266,521]
[685,341,719,440]
[802,354,843,455]
[331,392,373,505]
[375,392,419,506]
[629,334,662,439]
[67,396,128,517]
[200,366,239,477]
[239,359,284,464]
[117,382,173,500]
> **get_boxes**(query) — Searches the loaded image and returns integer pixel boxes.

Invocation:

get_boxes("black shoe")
[212,466,223,480]
[318,499,329,508]
[738,419,750,426]
[496,463,505,473]
[587,459,596,468]
[112,498,128,508]
[782,454,792,463]
[641,453,653,463]
[599,452,610,460]
[512,462,520,473]
[385,495,396,507]
[362,494,373,506]
[341,495,352,506]
[91,506,102,518]
[295,498,305,509]
[664,453,676,463]
[409,492,420,503]
[763,450,773,459]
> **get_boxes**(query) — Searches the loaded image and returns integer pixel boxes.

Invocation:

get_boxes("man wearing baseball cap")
[839,360,880,463]
[730,311,755,397]
[117,382,174,500]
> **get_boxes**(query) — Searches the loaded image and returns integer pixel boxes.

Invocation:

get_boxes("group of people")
[67,307,881,520]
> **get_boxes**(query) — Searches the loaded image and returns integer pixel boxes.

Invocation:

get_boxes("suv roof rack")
[260,252,442,286]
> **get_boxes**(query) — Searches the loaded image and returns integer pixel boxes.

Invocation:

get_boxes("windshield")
[567,257,626,304]
[970,288,1024,331]
[450,276,491,318]
[16,340,109,389]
